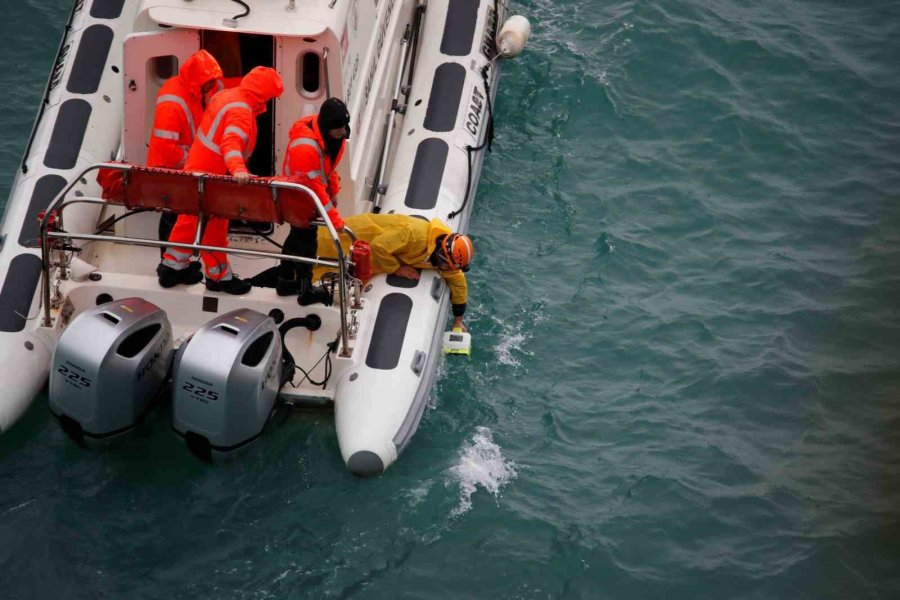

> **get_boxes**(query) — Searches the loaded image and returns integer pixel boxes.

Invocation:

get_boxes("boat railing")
[39,162,359,357]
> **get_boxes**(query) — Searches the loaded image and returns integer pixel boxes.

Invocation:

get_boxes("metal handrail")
[371,26,411,211]
[40,163,358,357]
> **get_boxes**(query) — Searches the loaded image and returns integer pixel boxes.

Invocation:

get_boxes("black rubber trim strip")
[44,99,91,170]
[387,273,419,288]
[441,0,480,56]
[0,254,42,333]
[424,63,465,132]
[366,293,412,370]
[405,138,449,209]
[67,25,113,94]
[90,0,126,19]
[19,175,67,248]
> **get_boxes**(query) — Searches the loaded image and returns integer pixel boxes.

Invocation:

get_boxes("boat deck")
[58,247,356,405]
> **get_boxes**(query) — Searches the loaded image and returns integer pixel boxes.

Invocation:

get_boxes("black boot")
[276,276,298,296]
[276,256,298,296]
[157,263,203,288]
[246,266,280,288]
[297,277,332,307]
[279,226,318,298]
[206,276,252,295]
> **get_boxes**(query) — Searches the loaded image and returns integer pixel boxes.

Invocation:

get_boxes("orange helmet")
[439,233,474,271]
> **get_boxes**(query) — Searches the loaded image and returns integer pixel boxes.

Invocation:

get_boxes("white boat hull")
[333,0,505,474]
[0,0,513,476]
[0,329,54,433]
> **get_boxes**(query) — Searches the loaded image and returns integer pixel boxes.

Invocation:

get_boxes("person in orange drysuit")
[158,66,284,295]
[147,50,224,248]
[276,98,349,305]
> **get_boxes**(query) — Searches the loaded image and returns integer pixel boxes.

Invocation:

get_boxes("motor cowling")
[172,309,282,460]
[49,297,173,443]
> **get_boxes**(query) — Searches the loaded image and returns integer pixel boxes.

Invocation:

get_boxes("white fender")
[497,15,531,58]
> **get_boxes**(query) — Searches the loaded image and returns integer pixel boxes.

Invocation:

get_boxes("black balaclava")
[429,235,447,267]
[317,97,350,162]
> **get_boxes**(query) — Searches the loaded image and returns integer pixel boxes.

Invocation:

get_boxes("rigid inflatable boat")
[0,0,529,475]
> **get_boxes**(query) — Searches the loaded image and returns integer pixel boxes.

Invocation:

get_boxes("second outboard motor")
[49,297,173,445]
[172,309,283,461]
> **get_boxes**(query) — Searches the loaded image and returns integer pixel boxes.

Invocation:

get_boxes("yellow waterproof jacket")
[315,213,468,309]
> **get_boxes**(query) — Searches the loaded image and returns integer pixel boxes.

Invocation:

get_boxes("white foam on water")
[448,427,517,517]
[496,329,527,367]
[492,304,547,367]
[427,357,448,410]
[405,480,432,508]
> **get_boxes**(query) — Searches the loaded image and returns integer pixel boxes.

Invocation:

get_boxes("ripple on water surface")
[2,0,900,598]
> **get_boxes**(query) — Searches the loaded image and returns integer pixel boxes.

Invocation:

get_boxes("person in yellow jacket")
[315,213,474,330]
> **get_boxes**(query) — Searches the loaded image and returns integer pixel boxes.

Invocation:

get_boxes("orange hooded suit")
[282,113,344,224]
[162,66,284,281]
[148,50,222,246]
[146,50,223,169]
[275,105,348,292]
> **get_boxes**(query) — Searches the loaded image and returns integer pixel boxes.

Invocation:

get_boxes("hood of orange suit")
[240,66,285,112]
[177,50,223,96]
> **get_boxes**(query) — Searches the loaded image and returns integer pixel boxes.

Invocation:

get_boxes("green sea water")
[2,1,900,598]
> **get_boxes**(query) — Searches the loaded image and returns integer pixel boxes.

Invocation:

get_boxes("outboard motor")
[172,309,283,461]
[49,297,173,445]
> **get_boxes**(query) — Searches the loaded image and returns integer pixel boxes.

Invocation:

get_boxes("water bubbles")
[447,427,518,517]
[491,302,548,368]
[496,329,528,367]
[597,70,611,87]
